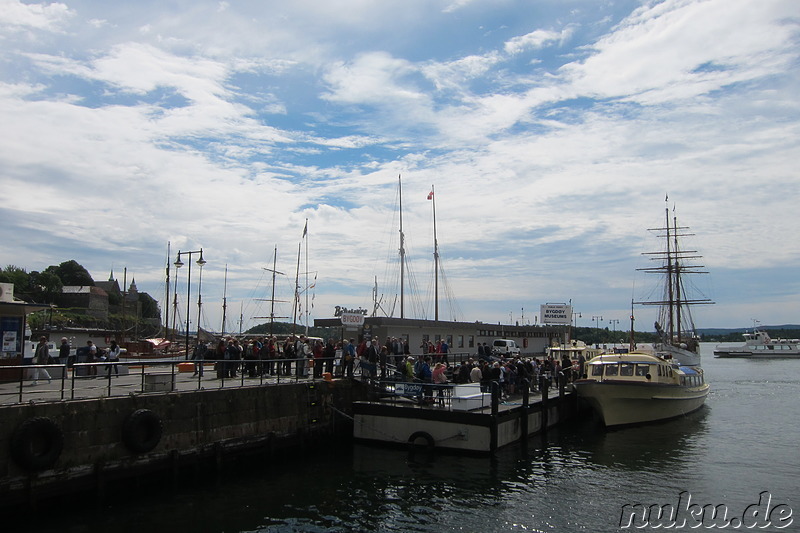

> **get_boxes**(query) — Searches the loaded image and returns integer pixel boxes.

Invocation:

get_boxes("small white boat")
[546,339,604,364]
[714,329,800,358]
[573,351,709,427]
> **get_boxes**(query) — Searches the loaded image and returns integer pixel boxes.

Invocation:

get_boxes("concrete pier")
[0,373,366,509]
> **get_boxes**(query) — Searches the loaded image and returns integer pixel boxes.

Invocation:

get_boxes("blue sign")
[394,383,423,397]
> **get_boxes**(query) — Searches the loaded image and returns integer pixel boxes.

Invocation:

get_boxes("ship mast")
[220,265,228,337]
[398,175,406,319]
[253,246,288,336]
[163,242,171,339]
[636,197,713,348]
[665,202,676,343]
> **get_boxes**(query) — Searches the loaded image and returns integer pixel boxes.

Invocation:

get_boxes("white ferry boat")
[714,329,800,359]
[573,351,709,427]
[574,199,711,426]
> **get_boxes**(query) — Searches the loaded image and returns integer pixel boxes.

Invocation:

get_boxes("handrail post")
[71,363,77,400]
[17,365,24,403]
[60,363,67,401]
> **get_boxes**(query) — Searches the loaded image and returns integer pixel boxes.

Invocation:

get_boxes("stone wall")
[0,380,366,507]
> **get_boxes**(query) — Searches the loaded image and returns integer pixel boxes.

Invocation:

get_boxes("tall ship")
[636,200,714,366]
[714,328,800,358]
[573,199,711,426]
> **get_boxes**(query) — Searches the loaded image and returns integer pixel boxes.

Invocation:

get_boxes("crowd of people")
[34,334,586,399]
[186,334,588,396]
[391,353,584,397]
[190,334,339,380]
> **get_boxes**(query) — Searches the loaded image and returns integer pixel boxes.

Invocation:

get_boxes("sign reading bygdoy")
[540,303,572,325]
[335,306,367,328]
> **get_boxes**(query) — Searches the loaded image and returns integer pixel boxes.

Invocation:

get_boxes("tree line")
[1,261,160,332]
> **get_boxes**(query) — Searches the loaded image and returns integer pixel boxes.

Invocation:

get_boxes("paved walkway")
[0,361,328,406]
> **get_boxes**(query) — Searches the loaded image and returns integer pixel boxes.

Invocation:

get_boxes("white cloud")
[504,28,570,55]
[0,0,798,331]
[0,0,74,32]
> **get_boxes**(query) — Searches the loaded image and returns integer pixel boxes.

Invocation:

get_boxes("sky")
[1,0,798,334]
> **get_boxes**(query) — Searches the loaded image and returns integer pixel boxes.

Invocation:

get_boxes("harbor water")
[22,344,799,532]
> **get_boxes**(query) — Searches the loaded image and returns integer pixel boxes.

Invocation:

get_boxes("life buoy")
[122,409,163,454]
[10,417,64,472]
[407,431,435,451]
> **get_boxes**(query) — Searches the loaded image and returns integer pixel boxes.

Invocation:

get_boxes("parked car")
[491,339,521,358]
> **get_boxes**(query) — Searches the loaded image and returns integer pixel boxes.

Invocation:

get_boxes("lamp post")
[609,319,619,348]
[174,249,206,360]
[592,315,603,344]
[196,259,204,343]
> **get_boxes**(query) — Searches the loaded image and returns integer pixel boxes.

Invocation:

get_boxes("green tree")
[45,260,94,286]
[139,292,160,319]
[28,270,63,303]
[0,265,31,298]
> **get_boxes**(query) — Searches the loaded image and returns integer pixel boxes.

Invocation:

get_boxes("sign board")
[340,312,365,328]
[394,383,423,397]
[540,304,572,325]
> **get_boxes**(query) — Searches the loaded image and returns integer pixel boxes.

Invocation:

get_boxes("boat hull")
[352,392,572,453]
[714,348,800,359]
[574,380,708,427]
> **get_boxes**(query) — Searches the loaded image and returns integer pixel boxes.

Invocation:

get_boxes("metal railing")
[0,356,351,405]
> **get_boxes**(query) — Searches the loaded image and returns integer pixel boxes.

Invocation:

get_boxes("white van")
[492,339,521,357]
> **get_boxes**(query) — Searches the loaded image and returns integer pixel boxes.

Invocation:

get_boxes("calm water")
[24,344,799,532]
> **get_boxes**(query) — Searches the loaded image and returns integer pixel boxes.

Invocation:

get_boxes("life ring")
[10,417,64,472]
[122,409,163,454]
[407,431,435,451]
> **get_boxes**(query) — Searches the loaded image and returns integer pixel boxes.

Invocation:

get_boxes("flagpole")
[430,184,439,322]
[292,240,301,337]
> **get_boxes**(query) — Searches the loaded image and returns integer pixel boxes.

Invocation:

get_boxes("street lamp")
[174,249,206,360]
[609,319,620,347]
[592,315,603,343]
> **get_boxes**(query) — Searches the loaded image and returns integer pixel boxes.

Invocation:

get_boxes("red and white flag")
[427,190,434,200]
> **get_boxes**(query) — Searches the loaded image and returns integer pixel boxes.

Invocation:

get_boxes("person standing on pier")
[323,338,335,376]
[106,340,121,377]
[192,341,207,377]
[32,336,52,385]
[58,337,71,366]
[342,339,356,378]
[214,340,226,379]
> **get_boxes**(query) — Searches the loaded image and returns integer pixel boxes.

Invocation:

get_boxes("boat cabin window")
[591,365,603,377]
[605,364,619,376]
[619,363,634,376]
[635,364,649,377]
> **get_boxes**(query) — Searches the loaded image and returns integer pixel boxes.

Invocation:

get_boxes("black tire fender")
[122,409,163,454]
[407,431,435,451]
[10,417,64,472]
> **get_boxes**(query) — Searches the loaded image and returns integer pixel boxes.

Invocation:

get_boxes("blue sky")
[1,0,798,333]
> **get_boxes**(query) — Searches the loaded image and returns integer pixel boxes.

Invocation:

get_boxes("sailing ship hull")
[657,344,701,367]
[574,380,708,427]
